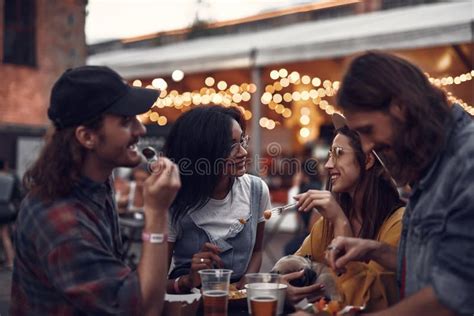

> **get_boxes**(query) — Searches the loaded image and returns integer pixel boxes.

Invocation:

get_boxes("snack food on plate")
[228,284,246,300]
[298,297,364,316]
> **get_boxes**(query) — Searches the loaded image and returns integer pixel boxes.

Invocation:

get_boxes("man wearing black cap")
[10,66,181,315]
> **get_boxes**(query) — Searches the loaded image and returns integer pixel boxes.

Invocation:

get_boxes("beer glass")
[198,269,233,316]
[245,273,283,316]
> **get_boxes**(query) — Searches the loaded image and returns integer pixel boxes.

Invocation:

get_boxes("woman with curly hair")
[165,105,272,293]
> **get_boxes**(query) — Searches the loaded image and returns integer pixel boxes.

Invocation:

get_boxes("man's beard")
[375,120,420,186]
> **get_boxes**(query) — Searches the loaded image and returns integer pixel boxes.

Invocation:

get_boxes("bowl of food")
[228,284,247,309]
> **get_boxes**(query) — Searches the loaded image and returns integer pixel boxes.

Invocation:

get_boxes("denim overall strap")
[169,175,263,282]
[212,175,262,281]
[236,175,263,275]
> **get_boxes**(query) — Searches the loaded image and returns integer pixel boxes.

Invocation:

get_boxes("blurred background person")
[0,159,22,270]
[113,164,151,268]
[115,163,149,215]
[284,158,322,256]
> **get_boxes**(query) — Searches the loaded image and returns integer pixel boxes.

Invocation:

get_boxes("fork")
[268,203,298,216]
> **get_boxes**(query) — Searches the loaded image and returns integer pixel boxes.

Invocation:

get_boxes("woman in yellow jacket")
[290,122,404,312]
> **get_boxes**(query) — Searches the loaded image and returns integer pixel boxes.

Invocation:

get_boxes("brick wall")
[0,0,87,127]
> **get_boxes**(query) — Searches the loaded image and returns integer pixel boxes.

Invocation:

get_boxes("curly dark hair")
[337,51,451,184]
[23,115,104,202]
[163,105,246,227]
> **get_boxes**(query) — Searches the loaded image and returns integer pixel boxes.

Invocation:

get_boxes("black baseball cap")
[48,65,159,129]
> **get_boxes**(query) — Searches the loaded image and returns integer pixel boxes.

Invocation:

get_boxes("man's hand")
[137,157,180,316]
[143,157,181,216]
[325,237,391,272]
[281,270,325,305]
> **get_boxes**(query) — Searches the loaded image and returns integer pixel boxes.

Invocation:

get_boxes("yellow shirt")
[294,207,405,311]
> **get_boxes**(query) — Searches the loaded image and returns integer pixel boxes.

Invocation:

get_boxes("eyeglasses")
[230,135,250,156]
[327,146,355,164]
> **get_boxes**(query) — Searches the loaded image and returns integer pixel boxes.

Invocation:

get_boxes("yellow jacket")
[294,207,405,311]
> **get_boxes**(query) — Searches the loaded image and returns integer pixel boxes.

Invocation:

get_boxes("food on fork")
[263,209,272,220]
[263,203,298,221]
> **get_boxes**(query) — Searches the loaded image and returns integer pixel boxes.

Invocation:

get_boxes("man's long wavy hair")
[164,105,246,229]
[337,51,450,185]
[320,126,404,246]
[23,116,104,202]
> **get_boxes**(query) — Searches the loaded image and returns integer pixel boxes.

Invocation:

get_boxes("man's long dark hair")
[23,116,104,202]
[164,105,246,227]
[321,126,404,243]
[337,51,450,185]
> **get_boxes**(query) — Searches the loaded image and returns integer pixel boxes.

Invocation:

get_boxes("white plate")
[165,288,201,304]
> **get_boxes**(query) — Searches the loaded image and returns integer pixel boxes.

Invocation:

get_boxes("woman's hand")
[281,270,325,305]
[294,190,347,224]
[183,243,224,290]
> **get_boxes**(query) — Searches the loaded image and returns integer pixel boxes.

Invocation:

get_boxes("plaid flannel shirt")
[10,177,142,315]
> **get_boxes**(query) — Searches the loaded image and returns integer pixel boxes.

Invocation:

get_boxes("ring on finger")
[200,258,205,263]
[327,245,340,252]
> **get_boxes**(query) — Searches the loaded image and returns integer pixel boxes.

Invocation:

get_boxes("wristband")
[142,232,167,243]
[174,276,182,293]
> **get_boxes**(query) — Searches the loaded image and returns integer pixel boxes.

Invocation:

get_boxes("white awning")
[87,1,473,78]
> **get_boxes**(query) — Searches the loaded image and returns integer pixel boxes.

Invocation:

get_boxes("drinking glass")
[198,269,233,316]
[245,273,284,316]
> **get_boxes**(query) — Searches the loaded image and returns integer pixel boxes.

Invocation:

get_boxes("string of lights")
[427,70,474,115]
[133,68,473,127]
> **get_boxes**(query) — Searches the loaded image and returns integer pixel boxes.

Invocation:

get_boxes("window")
[3,0,36,66]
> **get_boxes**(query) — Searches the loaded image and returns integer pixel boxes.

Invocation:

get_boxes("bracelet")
[174,276,182,294]
[142,232,167,243]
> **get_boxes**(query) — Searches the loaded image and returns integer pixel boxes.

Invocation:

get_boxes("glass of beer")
[245,273,282,316]
[198,269,233,316]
